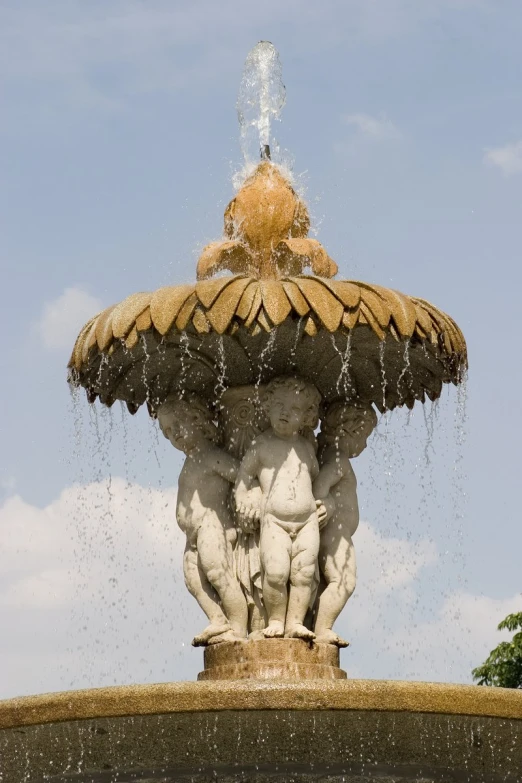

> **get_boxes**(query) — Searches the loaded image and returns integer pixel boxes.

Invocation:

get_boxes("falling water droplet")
[330,332,354,399]
[256,329,277,387]
[215,335,228,403]
[378,339,387,411]
[237,41,286,164]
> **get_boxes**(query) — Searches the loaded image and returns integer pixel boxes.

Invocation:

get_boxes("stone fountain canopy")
[69,162,467,414]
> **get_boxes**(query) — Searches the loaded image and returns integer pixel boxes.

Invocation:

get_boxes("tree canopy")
[472,611,522,689]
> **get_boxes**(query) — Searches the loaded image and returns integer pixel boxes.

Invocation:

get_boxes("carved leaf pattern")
[70,275,466,372]
[304,316,318,336]
[236,282,260,320]
[125,325,139,350]
[111,292,151,339]
[244,284,262,328]
[192,307,211,334]
[206,278,252,334]
[150,285,194,335]
[135,307,152,332]
[359,302,386,340]
[95,306,117,351]
[256,307,272,332]
[68,284,467,427]
[196,276,238,309]
[73,317,97,366]
[281,280,310,316]
[296,278,344,332]
[175,292,199,330]
[261,281,292,325]
[327,281,361,309]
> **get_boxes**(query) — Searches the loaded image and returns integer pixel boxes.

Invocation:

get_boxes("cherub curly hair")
[262,376,322,430]
[157,392,219,444]
[318,400,377,455]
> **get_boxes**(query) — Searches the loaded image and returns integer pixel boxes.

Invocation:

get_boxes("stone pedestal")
[198,639,347,680]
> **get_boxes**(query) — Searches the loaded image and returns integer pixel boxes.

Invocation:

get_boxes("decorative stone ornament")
[68,162,466,416]
[155,379,376,653]
[68,125,467,663]
[151,378,380,653]
[196,161,338,280]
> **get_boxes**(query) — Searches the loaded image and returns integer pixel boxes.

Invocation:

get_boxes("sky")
[1,0,521,699]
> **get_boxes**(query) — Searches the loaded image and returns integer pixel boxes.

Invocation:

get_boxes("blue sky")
[1,0,521,697]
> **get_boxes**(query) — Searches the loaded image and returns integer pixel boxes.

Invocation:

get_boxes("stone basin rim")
[1,679,521,730]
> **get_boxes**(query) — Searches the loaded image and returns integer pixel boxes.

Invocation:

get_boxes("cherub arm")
[207,444,240,483]
[308,443,320,481]
[313,458,343,499]
[303,440,332,528]
[234,444,262,532]
[313,458,344,529]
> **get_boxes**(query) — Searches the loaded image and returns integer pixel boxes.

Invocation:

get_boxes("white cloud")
[343,112,401,140]
[356,521,437,594]
[333,523,520,684]
[0,478,198,698]
[1,569,72,609]
[388,591,522,682]
[484,140,522,176]
[36,286,103,351]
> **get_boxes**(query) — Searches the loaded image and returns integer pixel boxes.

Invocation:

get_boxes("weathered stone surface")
[69,277,467,373]
[154,382,371,647]
[156,394,247,646]
[1,682,521,782]
[2,680,521,730]
[199,639,346,680]
[198,661,346,681]
[68,315,465,414]
[196,162,337,280]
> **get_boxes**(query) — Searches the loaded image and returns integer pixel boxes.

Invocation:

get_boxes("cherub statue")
[218,385,269,635]
[235,376,326,641]
[157,394,248,646]
[312,401,378,646]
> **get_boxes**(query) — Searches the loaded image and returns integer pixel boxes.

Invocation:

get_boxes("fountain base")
[1,680,521,782]
[198,638,347,680]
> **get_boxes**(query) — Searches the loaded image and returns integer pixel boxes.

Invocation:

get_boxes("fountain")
[1,42,520,782]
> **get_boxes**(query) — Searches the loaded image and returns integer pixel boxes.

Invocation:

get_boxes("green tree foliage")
[472,612,522,689]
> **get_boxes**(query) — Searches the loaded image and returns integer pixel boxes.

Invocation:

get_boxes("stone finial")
[196,162,338,280]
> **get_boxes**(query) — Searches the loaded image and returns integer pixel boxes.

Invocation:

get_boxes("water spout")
[237,41,286,164]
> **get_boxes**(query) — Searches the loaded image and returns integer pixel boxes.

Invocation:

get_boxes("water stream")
[237,41,286,165]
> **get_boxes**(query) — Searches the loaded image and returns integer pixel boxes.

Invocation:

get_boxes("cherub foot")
[248,629,266,641]
[285,624,316,641]
[263,621,285,638]
[314,629,349,648]
[191,622,231,647]
[207,629,245,645]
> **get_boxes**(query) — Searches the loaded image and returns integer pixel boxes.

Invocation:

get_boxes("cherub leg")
[248,590,268,640]
[285,517,320,640]
[196,521,248,640]
[260,516,291,637]
[314,525,356,647]
[183,545,231,646]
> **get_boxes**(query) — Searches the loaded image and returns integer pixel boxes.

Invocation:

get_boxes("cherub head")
[157,393,219,454]
[262,376,321,439]
[319,401,377,458]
